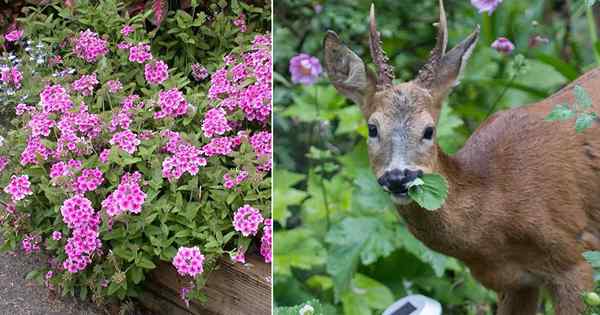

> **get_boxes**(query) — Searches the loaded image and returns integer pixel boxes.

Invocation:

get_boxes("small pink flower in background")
[0,156,8,173]
[232,247,246,264]
[180,285,194,308]
[99,149,110,163]
[117,42,132,50]
[154,88,189,119]
[491,37,515,54]
[72,73,99,96]
[106,80,123,93]
[529,35,549,48]
[52,231,62,241]
[44,271,54,289]
[22,234,41,254]
[48,55,63,66]
[110,130,140,154]
[73,29,108,63]
[191,63,209,81]
[4,29,23,42]
[233,204,264,237]
[471,0,503,14]
[121,25,134,37]
[289,53,322,85]
[223,170,248,189]
[4,175,33,202]
[144,59,169,85]
[15,103,33,116]
[129,43,152,63]
[261,219,272,263]
[233,13,247,33]
[1,67,23,89]
[172,246,205,277]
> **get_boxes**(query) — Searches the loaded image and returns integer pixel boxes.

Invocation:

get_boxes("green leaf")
[274,299,330,315]
[574,85,593,109]
[128,266,144,284]
[341,274,394,314]
[274,228,326,276]
[137,257,157,269]
[273,169,307,225]
[408,173,449,211]
[545,104,575,121]
[576,112,597,133]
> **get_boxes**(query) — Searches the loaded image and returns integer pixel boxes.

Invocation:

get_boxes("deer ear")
[323,31,376,113]
[416,26,480,106]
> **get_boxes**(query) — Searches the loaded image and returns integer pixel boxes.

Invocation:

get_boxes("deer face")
[323,0,479,205]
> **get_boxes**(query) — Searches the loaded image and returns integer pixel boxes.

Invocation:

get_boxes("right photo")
[273,1,600,314]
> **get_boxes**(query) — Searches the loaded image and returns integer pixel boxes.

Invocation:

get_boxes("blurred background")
[273,0,600,314]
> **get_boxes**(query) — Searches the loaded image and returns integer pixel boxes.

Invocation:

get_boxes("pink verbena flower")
[233,204,264,237]
[20,137,52,166]
[73,29,108,63]
[172,246,205,277]
[4,29,23,42]
[40,84,73,113]
[117,42,132,50]
[202,108,231,138]
[28,112,55,137]
[491,37,515,54]
[233,13,247,33]
[471,0,503,14]
[72,73,99,96]
[22,234,41,254]
[1,66,22,89]
[109,130,140,154]
[161,131,207,182]
[260,219,272,263]
[155,88,189,119]
[129,43,152,63]
[52,231,62,241]
[15,103,33,115]
[252,34,271,49]
[99,149,110,163]
[0,156,8,173]
[75,168,104,193]
[191,63,209,81]
[251,131,272,171]
[121,25,134,37]
[201,137,234,157]
[4,175,33,202]
[232,247,246,264]
[106,80,123,93]
[289,53,322,85]
[224,170,247,189]
[60,195,96,229]
[102,172,146,216]
[144,59,169,85]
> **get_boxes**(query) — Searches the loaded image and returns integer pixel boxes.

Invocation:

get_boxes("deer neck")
[396,146,480,259]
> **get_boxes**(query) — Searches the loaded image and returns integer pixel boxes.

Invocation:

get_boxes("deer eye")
[368,124,378,138]
[423,126,435,140]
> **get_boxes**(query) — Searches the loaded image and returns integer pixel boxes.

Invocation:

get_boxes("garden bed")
[140,254,271,315]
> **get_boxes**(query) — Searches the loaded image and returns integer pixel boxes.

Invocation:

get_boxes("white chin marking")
[391,194,412,205]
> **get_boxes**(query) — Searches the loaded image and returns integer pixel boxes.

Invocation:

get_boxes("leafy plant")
[407,173,449,211]
[545,85,597,132]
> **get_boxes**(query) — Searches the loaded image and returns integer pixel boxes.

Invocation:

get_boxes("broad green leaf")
[408,173,449,211]
[273,169,307,225]
[574,85,593,109]
[274,229,326,276]
[576,112,597,133]
[545,104,575,121]
[274,299,334,315]
[137,257,157,269]
[341,274,395,314]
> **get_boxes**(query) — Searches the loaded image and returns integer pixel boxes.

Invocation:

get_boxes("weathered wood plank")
[139,254,271,315]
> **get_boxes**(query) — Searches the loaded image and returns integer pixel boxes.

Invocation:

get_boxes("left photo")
[0,1,271,315]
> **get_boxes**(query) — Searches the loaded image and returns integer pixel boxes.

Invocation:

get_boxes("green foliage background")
[274,0,600,314]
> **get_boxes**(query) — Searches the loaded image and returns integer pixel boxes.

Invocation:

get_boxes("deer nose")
[378,169,424,194]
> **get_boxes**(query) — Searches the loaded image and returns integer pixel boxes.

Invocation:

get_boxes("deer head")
[323,0,479,205]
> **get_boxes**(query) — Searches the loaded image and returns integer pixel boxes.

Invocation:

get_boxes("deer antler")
[417,0,449,86]
[369,4,395,89]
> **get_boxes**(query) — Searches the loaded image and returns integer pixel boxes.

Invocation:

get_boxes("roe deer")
[323,1,600,314]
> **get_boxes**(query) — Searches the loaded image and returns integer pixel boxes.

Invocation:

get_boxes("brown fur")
[323,2,600,313]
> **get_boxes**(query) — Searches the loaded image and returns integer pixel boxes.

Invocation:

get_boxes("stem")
[485,75,516,118]
[587,5,600,65]
[311,86,330,230]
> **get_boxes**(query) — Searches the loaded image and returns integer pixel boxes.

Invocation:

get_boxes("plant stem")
[313,86,331,231]
[485,75,516,118]
[586,5,600,65]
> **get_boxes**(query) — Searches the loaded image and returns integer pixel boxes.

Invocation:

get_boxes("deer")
[323,1,600,314]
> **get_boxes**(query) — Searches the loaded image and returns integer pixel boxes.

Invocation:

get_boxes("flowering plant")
[0,0,271,307]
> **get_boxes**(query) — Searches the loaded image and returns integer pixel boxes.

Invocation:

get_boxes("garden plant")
[0,0,271,311]
[274,0,600,314]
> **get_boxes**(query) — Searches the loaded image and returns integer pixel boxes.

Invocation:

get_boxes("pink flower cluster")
[233,204,264,237]
[110,94,143,131]
[161,131,207,182]
[15,103,33,115]
[251,131,272,171]
[102,172,146,217]
[50,160,82,184]
[0,156,8,173]
[106,80,123,93]
[20,137,52,166]
[145,59,169,85]
[52,231,62,241]
[72,73,99,96]
[4,175,32,202]
[121,25,134,37]
[233,13,247,33]
[54,105,102,158]
[73,29,108,63]
[260,219,272,263]
[223,170,248,189]
[201,137,235,157]
[172,246,205,278]
[40,84,73,113]
[60,195,102,273]
[191,63,209,81]
[109,130,140,154]
[75,168,104,193]
[129,43,152,63]
[4,29,23,42]
[155,88,189,119]
[1,66,23,89]
[28,112,55,137]
[202,108,231,138]
[22,234,41,254]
